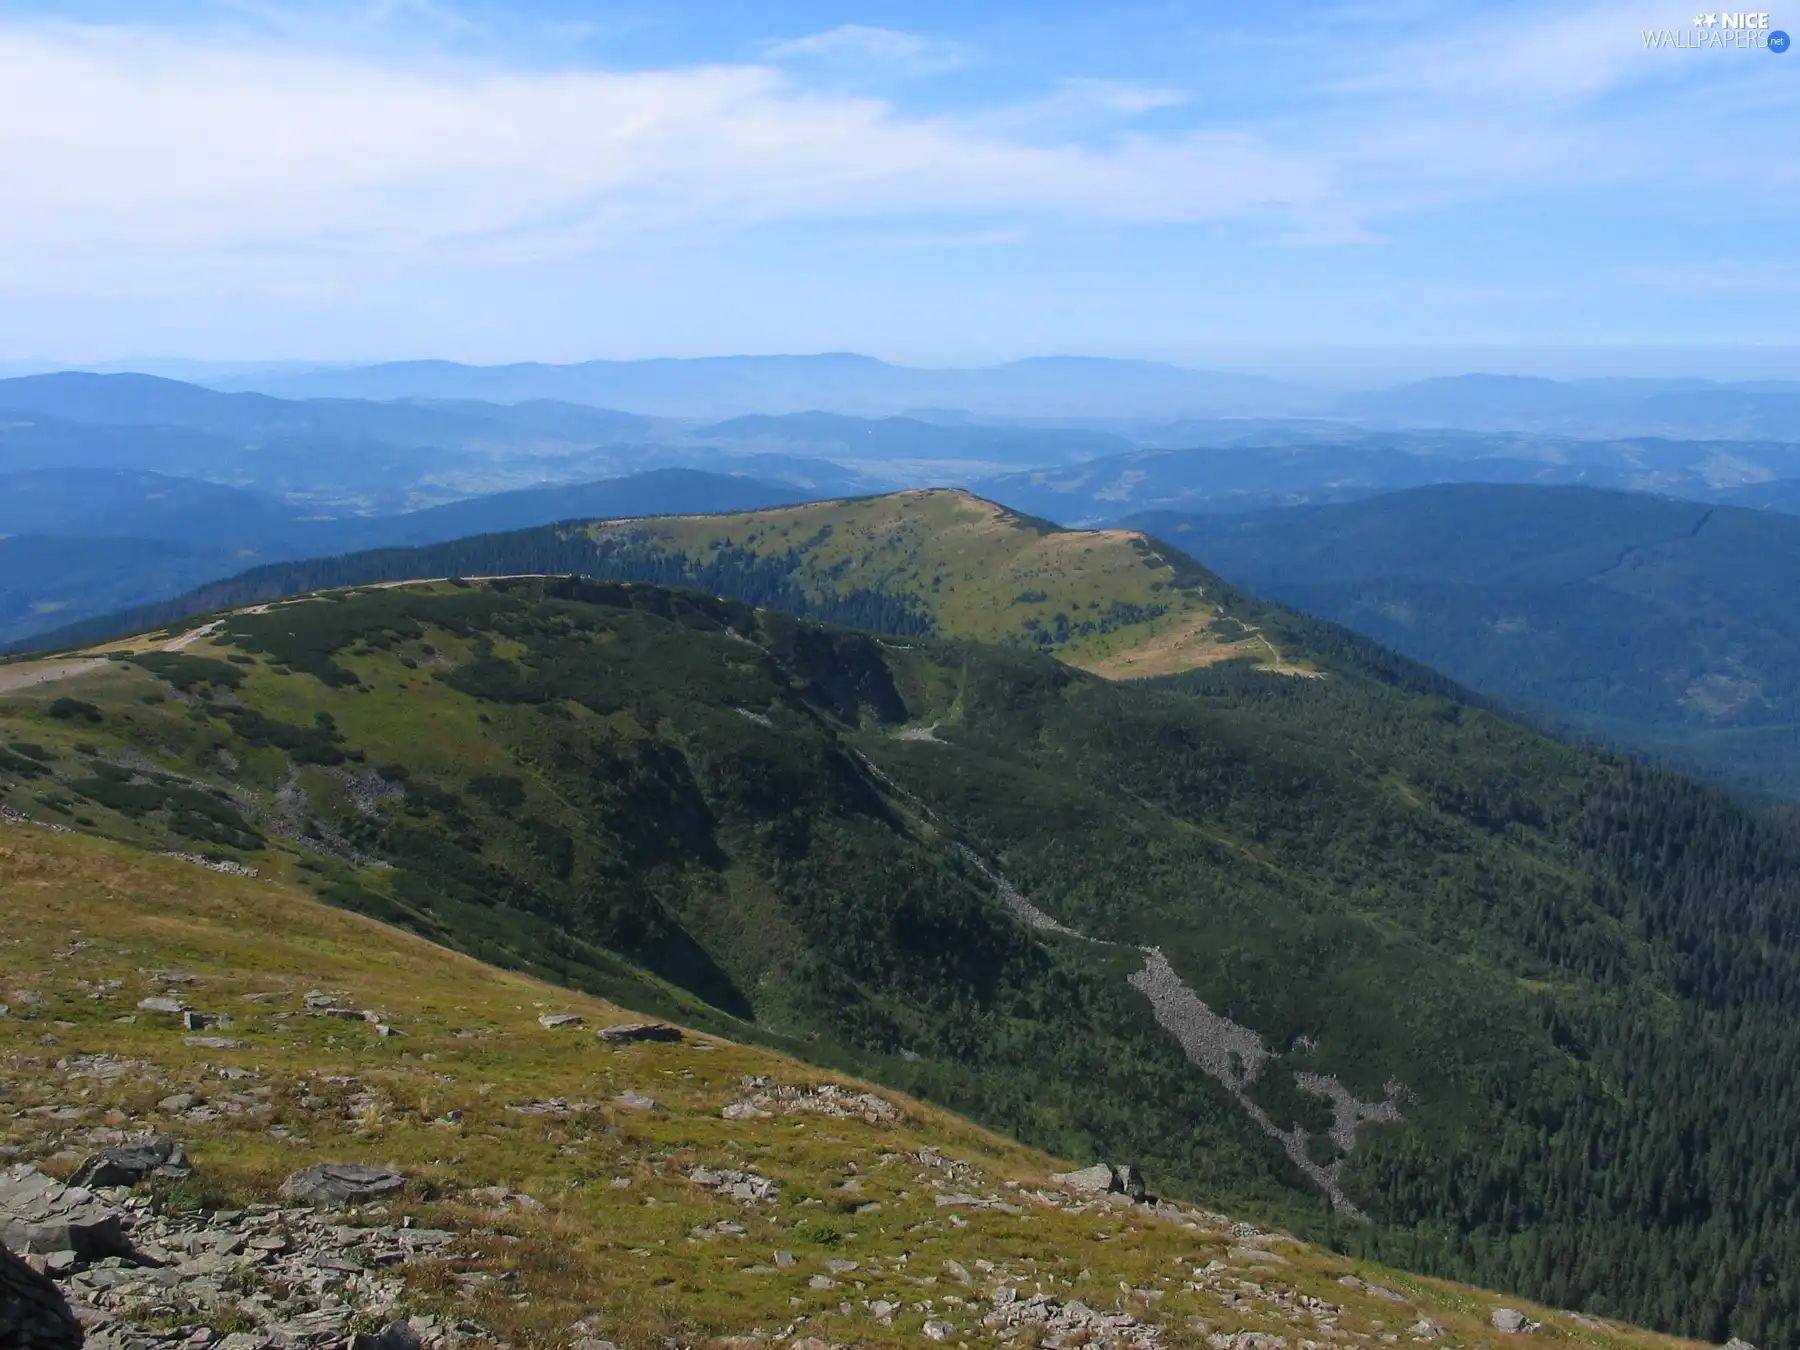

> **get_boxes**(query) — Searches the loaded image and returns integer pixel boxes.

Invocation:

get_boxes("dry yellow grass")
[0,824,1702,1350]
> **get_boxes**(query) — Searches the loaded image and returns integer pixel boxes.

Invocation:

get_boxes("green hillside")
[1123,485,1800,799]
[23,489,1325,679]
[3,576,1800,1345]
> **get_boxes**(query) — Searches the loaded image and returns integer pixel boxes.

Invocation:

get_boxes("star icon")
[1701,12,1718,23]
[1694,11,1707,22]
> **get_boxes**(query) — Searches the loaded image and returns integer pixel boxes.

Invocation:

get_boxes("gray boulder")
[1050,1164,1117,1195]
[1049,1162,1149,1200]
[0,1165,130,1259]
[70,1133,192,1190]
[1491,1309,1529,1334]
[0,1242,83,1350]
[596,1022,682,1044]
[279,1163,407,1207]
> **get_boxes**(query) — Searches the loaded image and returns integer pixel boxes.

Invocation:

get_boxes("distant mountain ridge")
[977,436,1800,524]
[211,353,1299,420]
[202,356,1800,437]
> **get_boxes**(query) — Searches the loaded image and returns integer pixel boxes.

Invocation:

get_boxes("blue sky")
[0,0,1795,373]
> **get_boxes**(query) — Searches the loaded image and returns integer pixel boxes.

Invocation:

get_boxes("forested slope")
[2,578,1798,1344]
[1125,485,1800,800]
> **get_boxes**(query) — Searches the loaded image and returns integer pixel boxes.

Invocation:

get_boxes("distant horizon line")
[4,346,1800,389]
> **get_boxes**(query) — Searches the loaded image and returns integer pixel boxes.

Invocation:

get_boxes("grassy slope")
[3,579,1800,1345]
[585,489,1307,678]
[0,823,1698,1350]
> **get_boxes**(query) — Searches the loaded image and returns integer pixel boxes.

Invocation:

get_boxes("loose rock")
[279,1162,407,1207]
[69,1134,192,1189]
[596,1022,682,1044]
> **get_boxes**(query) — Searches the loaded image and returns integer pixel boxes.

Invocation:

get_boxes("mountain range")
[3,510,1799,1345]
[208,357,1800,438]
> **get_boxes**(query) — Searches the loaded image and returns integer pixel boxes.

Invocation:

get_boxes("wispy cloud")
[0,20,1329,292]
[764,24,965,75]
[1615,261,1800,295]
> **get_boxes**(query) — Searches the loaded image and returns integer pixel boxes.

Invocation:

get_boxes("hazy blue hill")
[0,468,314,544]
[215,354,1310,420]
[0,534,243,644]
[1335,373,1611,422]
[0,371,602,447]
[409,396,664,441]
[1,468,818,648]
[316,467,810,551]
[979,444,1612,524]
[983,434,1800,524]
[1122,484,1800,798]
[209,355,1800,434]
[1718,477,1800,512]
[695,411,1134,464]
[1332,374,1800,440]
[0,372,688,467]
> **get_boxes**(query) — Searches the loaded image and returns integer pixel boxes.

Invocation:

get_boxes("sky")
[0,0,1795,374]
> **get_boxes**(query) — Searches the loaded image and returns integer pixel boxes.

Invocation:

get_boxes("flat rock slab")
[596,1022,682,1044]
[538,1013,584,1029]
[0,1165,130,1259]
[70,1134,192,1189]
[280,1163,407,1208]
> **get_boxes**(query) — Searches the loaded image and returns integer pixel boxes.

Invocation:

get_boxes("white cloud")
[763,24,964,74]
[0,21,1329,292]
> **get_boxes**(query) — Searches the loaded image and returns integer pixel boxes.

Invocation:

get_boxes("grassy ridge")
[16,490,1310,680]
[581,490,1308,677]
